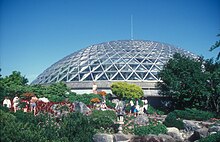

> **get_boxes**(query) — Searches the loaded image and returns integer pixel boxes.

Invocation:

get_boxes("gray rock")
[158,134,175,142]
[209,125,220,133]
[188,128,208,142]
[74,101,91,114]
[183,120,201,132]
[167,127,184,142]
[93,133,114,142]
[134,114,149,126]
[113,133,132,142]
[130,134,175,142]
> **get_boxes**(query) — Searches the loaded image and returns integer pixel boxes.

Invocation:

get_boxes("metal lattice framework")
[32,40,197,84]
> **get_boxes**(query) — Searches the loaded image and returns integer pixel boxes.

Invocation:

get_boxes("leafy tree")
[0,71,29,100]
[204,59,220,112]
[209,33,220,61]
[158,53,209,110]
[111,82,144,99]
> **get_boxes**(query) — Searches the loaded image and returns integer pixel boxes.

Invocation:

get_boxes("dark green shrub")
[198,132,220,142]
[147,105,165,115]
[163,112,184,129]
[59,112,95,142]
[174,108,215,121]
[90,110,117,133]
[134,122,167,136]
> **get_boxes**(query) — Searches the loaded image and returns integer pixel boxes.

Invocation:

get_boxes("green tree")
[0,71,28,100]
[111,82,143,99]
[209,33,220,61]
[158,53,209,110]
[204,59,220,112]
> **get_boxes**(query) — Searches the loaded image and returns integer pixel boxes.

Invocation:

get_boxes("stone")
[183,120,201,132]
[209,125,220,133]
[134,114,149,126]
[130,134,175,142]
[74,101,91,115]
[167,127,184,142]
[113,133,132,142]
[188,128,208,142]
[158,134,175,142]
[93,133,114,142]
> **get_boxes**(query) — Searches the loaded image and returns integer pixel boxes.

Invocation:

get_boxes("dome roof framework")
[32,40,196,84]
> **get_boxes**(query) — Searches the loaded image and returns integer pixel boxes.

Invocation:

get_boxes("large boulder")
[188,127,208,142]
[183,120,201,132]
[167,127,184,142]
[209,124,220,133]
[93,133,114,142]
[134,114,149,126]
[113,133,132,142]
[73,101,91,115]
[130,134,175,142]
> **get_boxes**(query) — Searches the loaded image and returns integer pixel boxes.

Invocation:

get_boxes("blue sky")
[0,0,219,83]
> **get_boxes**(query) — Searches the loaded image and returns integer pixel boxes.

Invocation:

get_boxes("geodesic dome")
[32,40,196,85]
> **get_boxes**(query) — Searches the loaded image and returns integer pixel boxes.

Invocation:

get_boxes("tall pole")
[131,15,133,40]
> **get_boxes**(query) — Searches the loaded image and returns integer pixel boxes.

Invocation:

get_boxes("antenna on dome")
[131,14,134,40]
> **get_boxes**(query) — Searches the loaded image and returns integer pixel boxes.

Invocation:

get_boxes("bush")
[59,112,95,142]
[134,122,167,136]
[90,110,117,133]
[174,108,215,121]
[68,93,102,105]
[147,105,165,115]
[163,112,184,129]
[198,132,220,142]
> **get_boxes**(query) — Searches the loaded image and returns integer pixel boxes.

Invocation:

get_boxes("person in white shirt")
[3,97,11,108]
[13,95,20,112]
[92,82,98,94]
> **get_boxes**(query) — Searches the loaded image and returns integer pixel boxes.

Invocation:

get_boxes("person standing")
[30,95,38,115]
[92,82,98,94]
[13,95,20,112]
[3,96,11,108]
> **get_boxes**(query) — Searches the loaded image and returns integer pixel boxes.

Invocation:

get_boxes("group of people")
[2,95,39,115]
[129,98,148,117]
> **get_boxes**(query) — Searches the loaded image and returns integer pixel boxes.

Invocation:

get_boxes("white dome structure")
[32,40,197,95]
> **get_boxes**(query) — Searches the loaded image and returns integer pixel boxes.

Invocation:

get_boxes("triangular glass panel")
[102,64,111,70]
[61,76,67,82]
[94,66,103,72]
[142,64,152,70]
[128,72,140,80]
[121,64,132,71]
[148,58,156,63]
[130,64,139,70]
[136,64,147,71]
[107,65,118,71]
[97,73,108,80]
[135,57,143,63]
[90,64,99,71]
[111,58,119,63]
[136,72,146,80]
[68,73,77,81]
[150,66,160,72]
[155,60,164,65]
[128,58,139,64]
[115,64,124,70]
[92,72,102,80]
[83,74,93,81]
[121,72,132,79]
[142,59,152,64]
[112,72,124,80]
[116,58,126,64]
[145,73,156,80]
[103,59,112,64]
[79,66,89,72]
[106,72,117,79]
[69,75,79,81]
[151,72,159,80]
